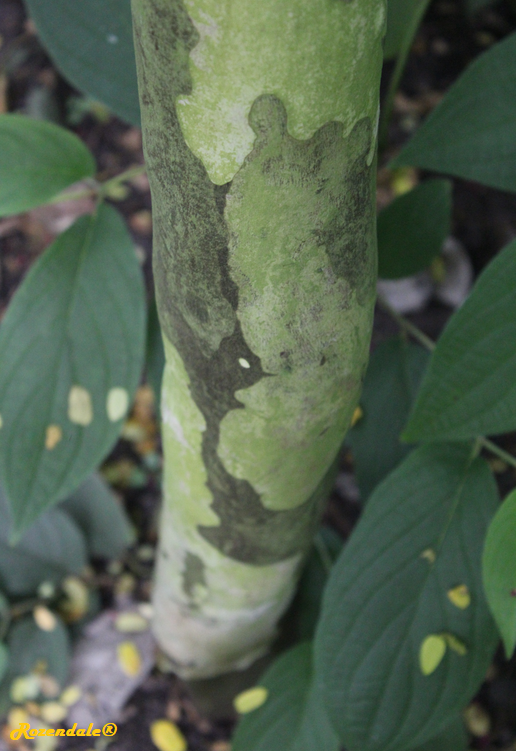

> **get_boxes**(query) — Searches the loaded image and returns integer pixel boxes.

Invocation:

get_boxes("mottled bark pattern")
[132,0,384,677]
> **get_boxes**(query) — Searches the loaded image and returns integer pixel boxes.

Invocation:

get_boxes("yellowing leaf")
[40,701,67,723]
[115,612,149,633]
[420,548,436,564]
[447,584,471,609]
[463,702,491,737]
[107,387,129,422]
[419,634,446,676]
[233,686,269,714]
[68,386,93,426]
[33,605,57,632]
[59,576,89,622]
[150,719,187,751]
[443,632,468,656]
[10,674,41,703]
[45,424,62,450]
[117,641,141,676]
[60,684,82,707]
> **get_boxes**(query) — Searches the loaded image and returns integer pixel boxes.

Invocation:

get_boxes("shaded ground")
[1,0,516,749]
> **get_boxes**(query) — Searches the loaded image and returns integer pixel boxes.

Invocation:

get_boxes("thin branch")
[377,294,435,351]
[378,295,516,472]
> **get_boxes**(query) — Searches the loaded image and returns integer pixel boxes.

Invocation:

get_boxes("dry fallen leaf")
[117,641,142,677]
[150,719,187,751]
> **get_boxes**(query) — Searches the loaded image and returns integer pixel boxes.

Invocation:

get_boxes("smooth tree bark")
[131,0,385,679]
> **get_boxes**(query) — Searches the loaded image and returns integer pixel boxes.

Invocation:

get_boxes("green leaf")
[7,614,70,688]
[314,443,498,751]
[347,336,429,500]
[378,180,452,279]
[24,0,139,126]
[384,0,429,61]
[0,114,95,217]
[403,239,516,442]
[0,204,146,535]
[146,296,165,415]
[60,473,135,559]
[232,643,338,751]
[482,487,516,657]
[410,716,468,751]
[392,32,516,193]
[0,484,87,597]
[290,528,343,641]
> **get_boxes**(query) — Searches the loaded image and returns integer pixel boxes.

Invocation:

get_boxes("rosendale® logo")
[10,722,118,740]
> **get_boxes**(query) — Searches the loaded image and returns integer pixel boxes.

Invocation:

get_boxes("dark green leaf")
[146,296,165,415]
[0,484,87,597]
[378,180,452,279]
[0,204,146,535]
[384,0,429,60]
[392,33,516,193]
[314,444,498,751]
[403,239,516,442]
[0,114,95,217]
[7,614,70,688]
[482,488,516,657]
[410,716,468,751]
[232,643,338,751]
[60,473,135,559]
[24,0,139,126]
[291,528,343,641]
[347,336,429,500]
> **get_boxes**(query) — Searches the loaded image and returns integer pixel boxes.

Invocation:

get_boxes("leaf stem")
[48,164,147,206]
[377,294,435,351]
[479,437,516,471]
[314,532,333,575]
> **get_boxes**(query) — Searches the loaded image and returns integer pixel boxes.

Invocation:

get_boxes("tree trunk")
[131,0,385,680]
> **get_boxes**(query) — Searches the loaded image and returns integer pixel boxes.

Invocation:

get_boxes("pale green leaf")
[314,444,498,751]
[403,239,516,442]
[482,488,516,657]
[347,336,429,500]
[378,180,452,279]
[393,33,516,193]
[232,643,338,751]
[24,0,139,126]
[0,204,146,535]
[0,114,95,217]
[0,484,87,597]
[7,615,70,688]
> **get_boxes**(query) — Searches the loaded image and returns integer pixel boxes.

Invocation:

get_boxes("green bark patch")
[132,0,377,566]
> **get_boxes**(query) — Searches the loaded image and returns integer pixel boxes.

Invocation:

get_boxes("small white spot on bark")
[68,386,93,426]
[0,414,3,429]
[239,358,250,369]
[107,387,129,422]
[107,33,118,44]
